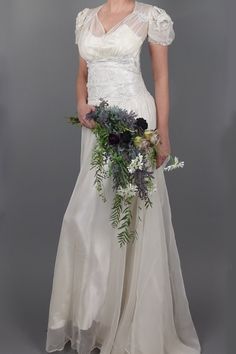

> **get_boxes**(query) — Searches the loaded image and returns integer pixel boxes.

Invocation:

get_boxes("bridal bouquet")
[68,99,184,247]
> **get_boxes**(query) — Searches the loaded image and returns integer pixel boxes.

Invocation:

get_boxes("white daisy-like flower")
[164,156,184,171]
[117,183,138,198]
[102,153,111,176]
[128,153,144,173]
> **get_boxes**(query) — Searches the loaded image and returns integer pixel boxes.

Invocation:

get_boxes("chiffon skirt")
[45,91,201,354]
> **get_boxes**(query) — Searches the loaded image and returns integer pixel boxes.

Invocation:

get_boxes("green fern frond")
[110,194,123,228]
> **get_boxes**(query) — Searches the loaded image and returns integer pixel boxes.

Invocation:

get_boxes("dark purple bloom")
[120,131,132,144]
[108,133,120,145]
[135,118,148,131]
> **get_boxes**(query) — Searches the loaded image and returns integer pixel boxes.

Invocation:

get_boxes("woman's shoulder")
[135,1,157,15]
[75,6,98,28]
[137,1,173,20]
[76,4,101,17]
[143,2,175,46]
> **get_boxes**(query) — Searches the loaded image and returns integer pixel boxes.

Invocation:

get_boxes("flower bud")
[133,136,143,147]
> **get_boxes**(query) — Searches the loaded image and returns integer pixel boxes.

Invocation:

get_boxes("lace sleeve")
[147,6,175,46]
[75,8,90,45]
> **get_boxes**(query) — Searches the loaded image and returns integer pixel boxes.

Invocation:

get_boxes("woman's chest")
[79,26,144,61]
[77,6,149,61]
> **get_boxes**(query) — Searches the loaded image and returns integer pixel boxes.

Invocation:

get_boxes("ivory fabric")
[45,2,201,354]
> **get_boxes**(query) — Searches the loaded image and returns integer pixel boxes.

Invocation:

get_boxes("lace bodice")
[74,1,175,102]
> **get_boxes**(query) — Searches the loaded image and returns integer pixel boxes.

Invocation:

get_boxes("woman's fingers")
[84,105,96,128]
[79,115,94,128]
[79,115,86,126]
[78,105,96,128]
[82,117,92,128]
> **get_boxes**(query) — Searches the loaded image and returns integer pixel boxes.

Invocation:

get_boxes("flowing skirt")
[45,91,201,354]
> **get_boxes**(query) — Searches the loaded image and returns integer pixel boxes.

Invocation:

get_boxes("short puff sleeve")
[75,8,90,45]
[147,6,175,46]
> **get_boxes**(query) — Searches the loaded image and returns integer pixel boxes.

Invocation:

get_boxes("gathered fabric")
[87,57,147,101]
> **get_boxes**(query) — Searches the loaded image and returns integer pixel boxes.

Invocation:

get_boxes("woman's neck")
[103,0,135,13]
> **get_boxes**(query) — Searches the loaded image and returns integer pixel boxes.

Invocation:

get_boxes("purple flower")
[135,118,148,131]
[108,133,120,145]
[120,131,132,144]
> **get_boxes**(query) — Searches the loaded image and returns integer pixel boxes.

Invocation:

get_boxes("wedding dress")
[45,2,201,354]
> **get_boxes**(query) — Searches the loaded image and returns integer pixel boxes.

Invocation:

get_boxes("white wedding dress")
[45,2,201,354]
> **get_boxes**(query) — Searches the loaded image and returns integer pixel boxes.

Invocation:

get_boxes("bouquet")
[68,98,184,247]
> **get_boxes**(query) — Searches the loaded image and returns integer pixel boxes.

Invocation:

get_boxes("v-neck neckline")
[95,1,137,35]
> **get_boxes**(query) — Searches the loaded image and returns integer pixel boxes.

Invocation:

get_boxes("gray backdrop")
[1,0,234,353]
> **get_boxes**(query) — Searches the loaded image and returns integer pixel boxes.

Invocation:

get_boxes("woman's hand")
[77,102,96,129]
[156,138,171,169]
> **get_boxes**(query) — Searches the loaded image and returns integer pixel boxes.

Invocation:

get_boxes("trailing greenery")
[67,99,184,247]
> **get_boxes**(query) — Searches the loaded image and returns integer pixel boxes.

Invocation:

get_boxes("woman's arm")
[148,43,171,167]
[76,55,88,106]
[76,55,96,129]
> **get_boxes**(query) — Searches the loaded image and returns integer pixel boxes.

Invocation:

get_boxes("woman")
[45,1,201,353]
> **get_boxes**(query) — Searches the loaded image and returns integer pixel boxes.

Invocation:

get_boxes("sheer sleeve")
[75,8,90,45]
[147,5,175,46]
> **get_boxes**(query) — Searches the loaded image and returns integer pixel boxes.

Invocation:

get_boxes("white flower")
[164,156,184,171]
[102,153,111,176]
[102,153,110,164]
[117,183,138,198]
[128,153,144,173]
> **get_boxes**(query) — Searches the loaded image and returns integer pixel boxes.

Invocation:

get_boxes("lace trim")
[148,5,175,46]
[75,8,90,44]
[150,6,174,32]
